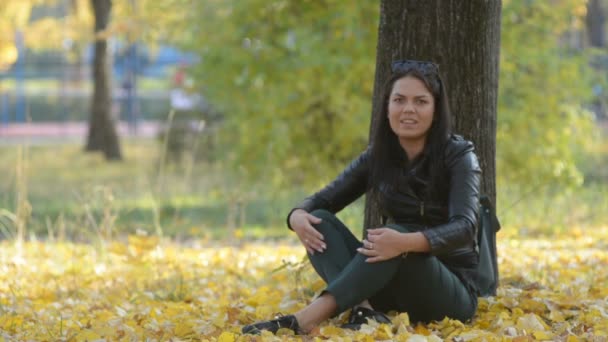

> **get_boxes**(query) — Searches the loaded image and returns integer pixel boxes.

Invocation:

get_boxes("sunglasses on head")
[391,60,439,75]
[391,60,441,91]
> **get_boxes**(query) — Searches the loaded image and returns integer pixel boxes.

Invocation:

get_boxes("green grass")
[0,140,605,243]
[0,141,306,241]
[496,182,608,238]
[496,127,608,238]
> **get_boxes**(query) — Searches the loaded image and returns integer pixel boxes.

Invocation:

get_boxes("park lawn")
[1,139,608,241]
[2,139,607,243]
[0,141,300,241]
[0,229,607,341]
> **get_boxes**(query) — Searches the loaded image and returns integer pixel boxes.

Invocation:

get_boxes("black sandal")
[341,307,391,330]
[241,313,304,335]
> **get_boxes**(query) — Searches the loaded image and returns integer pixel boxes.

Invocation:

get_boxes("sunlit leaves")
[1,0,191,59]
[498,0,599,189]
[1,227,607,340]
[185,0,378,189]
[0,40,18,71]
[0,1,40,69]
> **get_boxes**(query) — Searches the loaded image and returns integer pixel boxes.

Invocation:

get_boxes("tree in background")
[82,0,188,160]
[364,0,501,228]
[1,0,189,160]
[85,0,121,160]
[586,0,606,48]
[586,0,608,123]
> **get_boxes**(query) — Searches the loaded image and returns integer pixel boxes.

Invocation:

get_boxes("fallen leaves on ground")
[0,228,607,341]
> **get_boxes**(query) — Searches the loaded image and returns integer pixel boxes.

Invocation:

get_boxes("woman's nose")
[402,101,415,113]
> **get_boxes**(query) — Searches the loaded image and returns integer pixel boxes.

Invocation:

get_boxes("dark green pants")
[307,209,477,323]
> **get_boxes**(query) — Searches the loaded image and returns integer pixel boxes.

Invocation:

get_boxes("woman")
[242,60,481,335]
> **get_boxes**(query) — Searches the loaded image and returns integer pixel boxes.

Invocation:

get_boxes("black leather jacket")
[288,135,482,294]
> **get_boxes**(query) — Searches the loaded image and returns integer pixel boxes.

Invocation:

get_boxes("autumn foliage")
[1,228,607,341]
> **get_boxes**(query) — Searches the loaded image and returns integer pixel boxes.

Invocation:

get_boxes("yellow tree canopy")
[0,0,189,70]
[0,1,44,70]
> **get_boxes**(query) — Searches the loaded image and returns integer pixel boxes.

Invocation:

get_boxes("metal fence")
[0,43,196,129]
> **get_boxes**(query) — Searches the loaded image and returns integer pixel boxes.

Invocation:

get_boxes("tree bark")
[365,0,501,229]
[586,0,606,48]
[85,0,122,160]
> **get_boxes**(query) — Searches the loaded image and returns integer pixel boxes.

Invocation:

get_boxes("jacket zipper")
[420,201,424,216]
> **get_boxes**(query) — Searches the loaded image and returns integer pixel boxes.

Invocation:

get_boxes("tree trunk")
[365,0,501,228]
[85,0,122,160]
[586,0,606,48]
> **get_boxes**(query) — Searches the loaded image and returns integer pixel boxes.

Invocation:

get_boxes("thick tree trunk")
[586,0,606,48]
[85,0,122,160]
[365,0,501,228]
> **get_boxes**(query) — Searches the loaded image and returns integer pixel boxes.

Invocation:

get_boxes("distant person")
[121,78,139,134]
[170,80,200,114]
[173,63,187,88]
[242,60,482,334]
[166,67,206,162]
[170,64,204,115]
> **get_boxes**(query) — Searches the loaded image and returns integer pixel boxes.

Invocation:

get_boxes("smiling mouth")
[400,118,417,124]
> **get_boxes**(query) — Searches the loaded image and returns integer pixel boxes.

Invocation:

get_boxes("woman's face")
[387,75,435,146]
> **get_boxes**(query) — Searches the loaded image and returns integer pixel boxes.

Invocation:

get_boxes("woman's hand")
[358,228,408,262]
[290,209,326,254]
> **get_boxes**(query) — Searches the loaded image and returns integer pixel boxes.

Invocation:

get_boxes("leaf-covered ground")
[1,229,607,341]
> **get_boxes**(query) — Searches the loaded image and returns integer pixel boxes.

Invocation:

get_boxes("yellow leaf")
[517,313,549,331]
[392,312,410,327]
[108,242,128,255]
[311,279,325,293]
[520,298,547,313]
[75,329,102,340]
[320,325,344,337]
[414,323,431,335]
[127,235,160,256]
[213,312,228,328]
[549,310,565,322]
[373,323,393,340]
[174,321,195,337]
[352,332,375,342]
[426,335,443,342]
[254,306,273,320]
[217,331,236,342]
[406,334,429,342]
[512,308,525,317]
[533,330,555,340]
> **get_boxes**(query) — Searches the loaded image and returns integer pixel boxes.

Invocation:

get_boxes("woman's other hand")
[358,228,407,262]
[289,209,326,254]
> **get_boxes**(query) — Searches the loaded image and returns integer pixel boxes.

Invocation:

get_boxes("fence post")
[15,31,26,123]
[1,91,8,126]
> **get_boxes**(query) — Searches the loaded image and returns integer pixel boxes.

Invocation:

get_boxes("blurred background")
[0,0,606,243]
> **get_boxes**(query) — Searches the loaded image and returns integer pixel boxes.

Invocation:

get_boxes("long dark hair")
[369,65,452,202]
